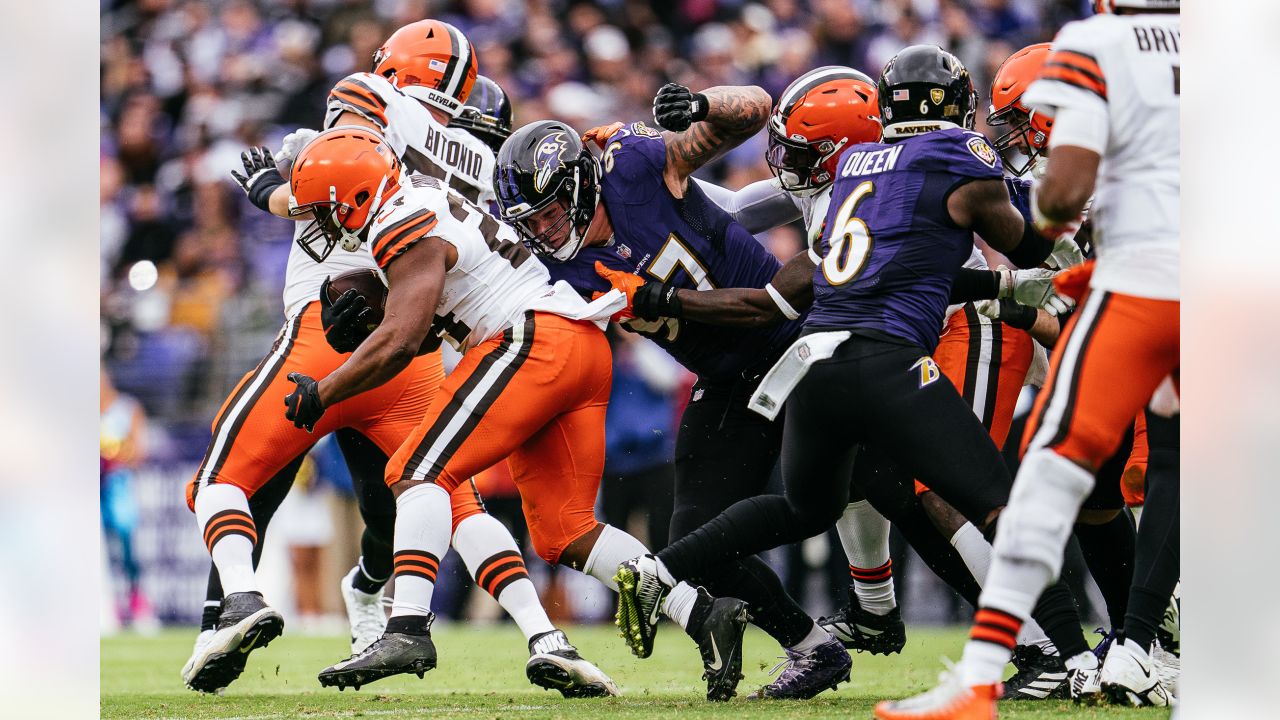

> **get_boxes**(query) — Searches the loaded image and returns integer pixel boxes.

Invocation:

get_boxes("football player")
[493,84,856,699]
[270,127,739,699]
[875,1,1181,716]
[195,23,614,697]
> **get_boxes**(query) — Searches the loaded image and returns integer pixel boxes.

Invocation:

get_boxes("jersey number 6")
[822,180,875,286]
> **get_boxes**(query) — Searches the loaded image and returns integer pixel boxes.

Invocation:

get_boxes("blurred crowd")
[100,0,1092,628]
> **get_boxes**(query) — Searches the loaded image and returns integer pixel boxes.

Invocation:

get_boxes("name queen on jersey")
[543,122,801,382]
[806,128,1004,351]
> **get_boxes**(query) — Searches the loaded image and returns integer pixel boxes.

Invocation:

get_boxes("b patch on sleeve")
[966,136,998,168]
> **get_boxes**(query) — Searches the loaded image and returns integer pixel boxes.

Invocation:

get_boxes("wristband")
[1000,300,1038,331]
[248,174,287,214]
[632,281,682,321]
[689,92,710,123]
[765,283,801,320]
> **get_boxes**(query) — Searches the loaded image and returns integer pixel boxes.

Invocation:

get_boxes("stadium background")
[99,0,1099,634]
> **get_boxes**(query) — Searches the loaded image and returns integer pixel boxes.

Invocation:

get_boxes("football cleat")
[818,594,906,655]
[184,592,284,693]
[874,665,1000,720]
[180,629,221,694]
[340,567,387,655]
[525,629,620,698]
[1091,627,1119,664]
[613,555,671,659]
[747,634,851,700]
[1002,644,1067,700]
[1066,653,1103,705]
[1101,639,1171,707]
[687,587,751,702]
[317,626,437,691]
[1152,640,1180,700]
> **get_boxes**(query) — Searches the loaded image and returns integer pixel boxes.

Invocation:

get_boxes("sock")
[358,526,393,590]
[1075,512,1136,629]
[893,500,982,606]
[388,483,452,621]
[195,483,258,595]
[582,524,651,592]
[200,601,221,632]
[836,501,896,615]
[950,521,992,583]
[789,622,830,654]
[661,583,700,630]
[452,513,554,641]
[961,607,1023,686]
[351,556,389,595]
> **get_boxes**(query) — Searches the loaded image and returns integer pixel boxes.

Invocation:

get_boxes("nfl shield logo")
[616,244,632,259]
[930,88,945,105]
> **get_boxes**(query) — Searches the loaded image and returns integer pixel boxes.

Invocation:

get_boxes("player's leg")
[330,428,396,654]
[1103,409,1179,706]
[1075,427,1135,634]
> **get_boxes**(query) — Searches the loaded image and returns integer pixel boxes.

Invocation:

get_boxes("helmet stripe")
[778,66,874,116]
[441,24,471,98]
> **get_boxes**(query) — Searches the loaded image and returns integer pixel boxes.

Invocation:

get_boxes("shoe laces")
[764,648,813,684]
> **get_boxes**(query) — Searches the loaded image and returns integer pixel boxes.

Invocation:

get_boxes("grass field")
[102,625,1172,719]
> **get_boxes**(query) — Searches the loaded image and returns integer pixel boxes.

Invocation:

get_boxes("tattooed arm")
[662,85,772,197]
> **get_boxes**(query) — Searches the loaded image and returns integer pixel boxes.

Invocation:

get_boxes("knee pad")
[993,449,1095,581]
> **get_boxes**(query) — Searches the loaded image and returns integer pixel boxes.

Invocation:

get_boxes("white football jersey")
[1023,13,1180,300]
[367,175,604,352]
[281,72,498,318]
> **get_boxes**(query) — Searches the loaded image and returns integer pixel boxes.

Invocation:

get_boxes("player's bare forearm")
[1029,308,1063,348]
[1036,145,1099,222]
[674,250,813,328]
[268,185,296,218]
[318,325,418,406]
[663,85,771,184]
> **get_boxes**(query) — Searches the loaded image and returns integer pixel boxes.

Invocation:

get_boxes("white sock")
[951,519,1054,652]
[195,483,257,595]
[960,636,1015,687]
[389,483,453,619]
[790,622,830,654]
[661,583,700,630]
[452,513,554,641]
[836,501,896,615]
[582,524,649,591]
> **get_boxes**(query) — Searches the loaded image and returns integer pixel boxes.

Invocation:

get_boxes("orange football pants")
[385,312,613,565]
[1121,412,1149,507]
[186,302,486,528]
[1022,290,1180,469]
[915,304,1035,494]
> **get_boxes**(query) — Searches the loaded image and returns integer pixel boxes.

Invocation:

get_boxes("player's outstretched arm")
[949,178,1053,269]
[1033,145,1099,226]
[315,239,449,407]
[657,84,771,191]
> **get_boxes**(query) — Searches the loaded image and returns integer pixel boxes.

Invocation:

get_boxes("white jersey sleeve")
[1024,14,1180,300]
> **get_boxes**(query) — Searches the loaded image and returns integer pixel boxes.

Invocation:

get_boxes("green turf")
[102,625,1171,719]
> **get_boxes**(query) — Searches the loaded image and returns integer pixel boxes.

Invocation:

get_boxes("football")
[326,268,388,332]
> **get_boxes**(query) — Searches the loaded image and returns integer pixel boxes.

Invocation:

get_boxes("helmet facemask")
[500,150,599,262]
[988,103,1047,178]
[766,124,847,197]
[291,177,391,263]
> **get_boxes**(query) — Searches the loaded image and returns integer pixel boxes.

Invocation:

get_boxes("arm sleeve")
[693,178,803,234]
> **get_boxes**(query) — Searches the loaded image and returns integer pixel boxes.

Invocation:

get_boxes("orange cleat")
[874,670,1000,720]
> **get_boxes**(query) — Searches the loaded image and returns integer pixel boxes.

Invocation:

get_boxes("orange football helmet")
[290,127,402,262]
[373,19,478,118]
[988,43,1053,177]
[766,66,881,195]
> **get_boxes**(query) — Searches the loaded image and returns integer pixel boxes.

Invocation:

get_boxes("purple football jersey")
[805,128,1004,351]
[543,122,801,381]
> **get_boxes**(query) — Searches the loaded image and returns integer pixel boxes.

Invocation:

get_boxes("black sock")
[386,615,432,635]
[688,555,813,648]
[1124,412,1179,650]
[1031,579,1090,658]
[358,528,393,588]
[351,555,389,595]
[200,602,221,632]
[202,566,224,631]
[1075,512,1136,629]
[893,501,982,607]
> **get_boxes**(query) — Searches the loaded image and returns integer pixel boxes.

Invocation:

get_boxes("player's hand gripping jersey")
[282,72,498,318]
[543,122,802,381]
[1023,13,1179,300]
[805,128,1004,351]
[370,175,614,351]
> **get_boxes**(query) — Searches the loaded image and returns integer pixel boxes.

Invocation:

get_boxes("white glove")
[1042,291,1076,317]
[996,265,1060,308]
[1046,235,1085,270]
[280,128,319,162]
[974,299,1000,320]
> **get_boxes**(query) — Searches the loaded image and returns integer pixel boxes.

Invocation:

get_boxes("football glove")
[319,277,373,354]
[582,122,625,149]
[280,128,319,162]
[1046,235,1085,270]
[653,83,709,132]
[284,372,325,432]
[231,146,286,213]
[995,265,1061,308]
[974,299,1038,331]
[1043,291,1076,317]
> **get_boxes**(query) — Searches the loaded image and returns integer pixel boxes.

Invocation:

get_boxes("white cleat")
[1152,640,1180,701]
[181,629,222,694]
[526,629,621,698]
[1101,639,1171,707]
[341,567,387,655]
[1065,651,1103,705]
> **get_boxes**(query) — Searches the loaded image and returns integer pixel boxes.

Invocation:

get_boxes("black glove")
[231,146,286,213]
[632,280,683,321]
[653,83,709,132]
[319,277,374,353]
[284,372,326,432]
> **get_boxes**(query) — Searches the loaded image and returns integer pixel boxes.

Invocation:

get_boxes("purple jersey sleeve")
[907,129,1005,181]
[598,122,667,206]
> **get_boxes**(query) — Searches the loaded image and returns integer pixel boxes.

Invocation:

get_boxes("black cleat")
[817,594,905,655]
[1003,644,1068,700]
[686,588,750,702]
[184,592,284,693]
[747,634,851,700]
[317,627,437,691]
[526,629,620,698]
